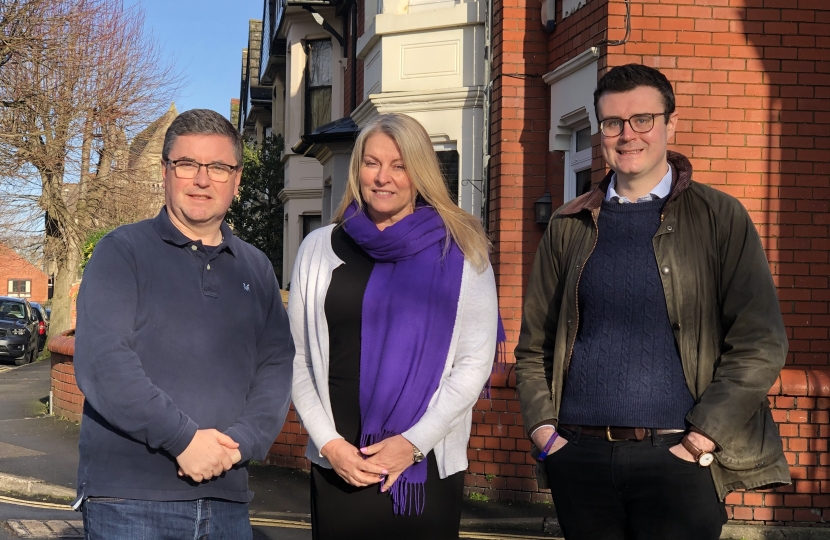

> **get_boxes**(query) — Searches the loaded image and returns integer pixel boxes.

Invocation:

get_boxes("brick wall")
[48,332,83,423]
[466,369,543,501]
[728,368,830,524]
[478,0,549,495]
[598,0,830,366]
[488,0,553,347]
[476,0,830,525]
[265,405,311,469]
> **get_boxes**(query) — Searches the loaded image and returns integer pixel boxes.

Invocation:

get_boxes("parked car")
[0,297,39,366]
[29,302,49,352]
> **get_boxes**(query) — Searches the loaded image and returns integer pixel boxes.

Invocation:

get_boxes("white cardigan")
[289,225,498,479]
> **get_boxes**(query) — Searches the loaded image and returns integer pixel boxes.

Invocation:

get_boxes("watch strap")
[681,436,705,462]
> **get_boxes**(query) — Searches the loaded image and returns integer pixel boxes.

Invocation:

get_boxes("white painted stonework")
[543,47,600,153]
[281,155,323,281]
[543,47,600,203]
[277,7,344,281]
[354,0,486,219]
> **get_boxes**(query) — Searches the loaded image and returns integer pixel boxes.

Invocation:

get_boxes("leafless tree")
[0,0,180,333]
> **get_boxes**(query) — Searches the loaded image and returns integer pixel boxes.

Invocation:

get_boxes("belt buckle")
[605,426,625,442]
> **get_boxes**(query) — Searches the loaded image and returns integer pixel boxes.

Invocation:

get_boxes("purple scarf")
[342,201,464,515]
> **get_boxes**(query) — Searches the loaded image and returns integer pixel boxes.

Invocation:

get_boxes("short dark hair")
[162,109,243,165]
[593,64,676,118]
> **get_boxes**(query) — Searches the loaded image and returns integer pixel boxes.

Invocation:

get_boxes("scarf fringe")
[389,476,426,516]
[360,430,428,516]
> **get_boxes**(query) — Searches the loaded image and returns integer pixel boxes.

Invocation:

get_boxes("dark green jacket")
[515,151,791,499]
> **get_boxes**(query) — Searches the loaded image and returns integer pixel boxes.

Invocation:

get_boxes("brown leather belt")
[560,425,685,442]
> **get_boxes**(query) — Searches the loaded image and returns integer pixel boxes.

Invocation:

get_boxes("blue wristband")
[536,431,559,461]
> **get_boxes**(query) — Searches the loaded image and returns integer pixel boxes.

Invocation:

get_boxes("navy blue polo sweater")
[74,208,294,502]
[558,197,694,429]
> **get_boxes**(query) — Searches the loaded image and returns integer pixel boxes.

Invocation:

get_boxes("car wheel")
[28,348,36,363]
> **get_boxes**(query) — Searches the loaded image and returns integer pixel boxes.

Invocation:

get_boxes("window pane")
[309,87,332,132]
[576,168,592,196]
[303,215,322,238]
[575,127,592,152]
[436,150,459,205]
[309,41,332,86]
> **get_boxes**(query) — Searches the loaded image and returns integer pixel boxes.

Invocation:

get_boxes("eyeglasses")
[164,159,240,183]
[598,113,669,137]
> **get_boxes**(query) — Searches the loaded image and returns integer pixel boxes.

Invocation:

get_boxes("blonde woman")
[289,113,499,539]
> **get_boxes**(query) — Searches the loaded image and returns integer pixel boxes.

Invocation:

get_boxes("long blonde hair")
[333,113,490,272]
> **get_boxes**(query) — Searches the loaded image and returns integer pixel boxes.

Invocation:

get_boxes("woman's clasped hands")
[320,434,416,492]
[360,434,416,493]
[320,438,388,488]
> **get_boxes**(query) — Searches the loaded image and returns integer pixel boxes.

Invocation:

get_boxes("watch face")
[699,453,714,467]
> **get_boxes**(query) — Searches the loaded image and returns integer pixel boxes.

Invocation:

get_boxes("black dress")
[310,226,465,540]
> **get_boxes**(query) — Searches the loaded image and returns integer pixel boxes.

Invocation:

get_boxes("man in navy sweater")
[516,65,789,539]
[74,109,294,539]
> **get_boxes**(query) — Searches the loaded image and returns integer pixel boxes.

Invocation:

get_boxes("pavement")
[0,357,561,539]
[3,359,829,540]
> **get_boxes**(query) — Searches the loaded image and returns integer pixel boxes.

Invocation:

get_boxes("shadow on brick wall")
[723,9,830,525]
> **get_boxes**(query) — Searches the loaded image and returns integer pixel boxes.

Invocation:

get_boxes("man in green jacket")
[515,64,790,540]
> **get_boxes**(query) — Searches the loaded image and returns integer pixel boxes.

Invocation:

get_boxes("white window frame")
[564,120,592,203]
[7,279,31,298]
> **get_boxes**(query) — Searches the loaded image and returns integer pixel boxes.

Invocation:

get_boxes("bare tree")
[0,0,52,71]
[0,0,180,333]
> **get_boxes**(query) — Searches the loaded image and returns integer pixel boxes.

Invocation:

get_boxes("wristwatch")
[681,436,714,467]
[412,444,425,464]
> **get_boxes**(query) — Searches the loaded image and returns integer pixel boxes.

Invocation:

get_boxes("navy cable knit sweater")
[558,197,694,429]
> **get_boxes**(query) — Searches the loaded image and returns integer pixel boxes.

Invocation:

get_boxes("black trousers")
[544,427,727,540]
[310,452,465,540]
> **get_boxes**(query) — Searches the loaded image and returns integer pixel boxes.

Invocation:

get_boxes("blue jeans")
[82,497,253,540]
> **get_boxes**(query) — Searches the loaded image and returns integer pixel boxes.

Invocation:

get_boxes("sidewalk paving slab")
[5,520,82,539]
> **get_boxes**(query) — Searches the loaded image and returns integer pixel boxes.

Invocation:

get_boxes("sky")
[125,0,265,121]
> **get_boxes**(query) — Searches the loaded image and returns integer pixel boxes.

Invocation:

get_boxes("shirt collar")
[152,206,236,256]
[605,164,673,203]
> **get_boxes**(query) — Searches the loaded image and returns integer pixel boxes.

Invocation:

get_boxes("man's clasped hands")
[176,429,242,483]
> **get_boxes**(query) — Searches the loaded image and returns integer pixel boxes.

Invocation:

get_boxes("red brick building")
[256,0,830,528]
[484,0,830,527]
[0,243,48,304]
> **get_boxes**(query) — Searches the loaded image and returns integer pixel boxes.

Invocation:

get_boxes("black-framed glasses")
[599,112,669,137]
[164,159,240,183]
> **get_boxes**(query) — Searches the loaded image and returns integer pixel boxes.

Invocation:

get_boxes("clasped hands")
[320,434,414,492]
[176,429,242,483]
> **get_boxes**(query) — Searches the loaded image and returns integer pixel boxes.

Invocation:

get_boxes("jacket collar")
[559,150,693,216]
[152,206,237,256]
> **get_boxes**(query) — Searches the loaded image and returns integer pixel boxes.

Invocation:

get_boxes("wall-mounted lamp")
[535,191,552,224]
